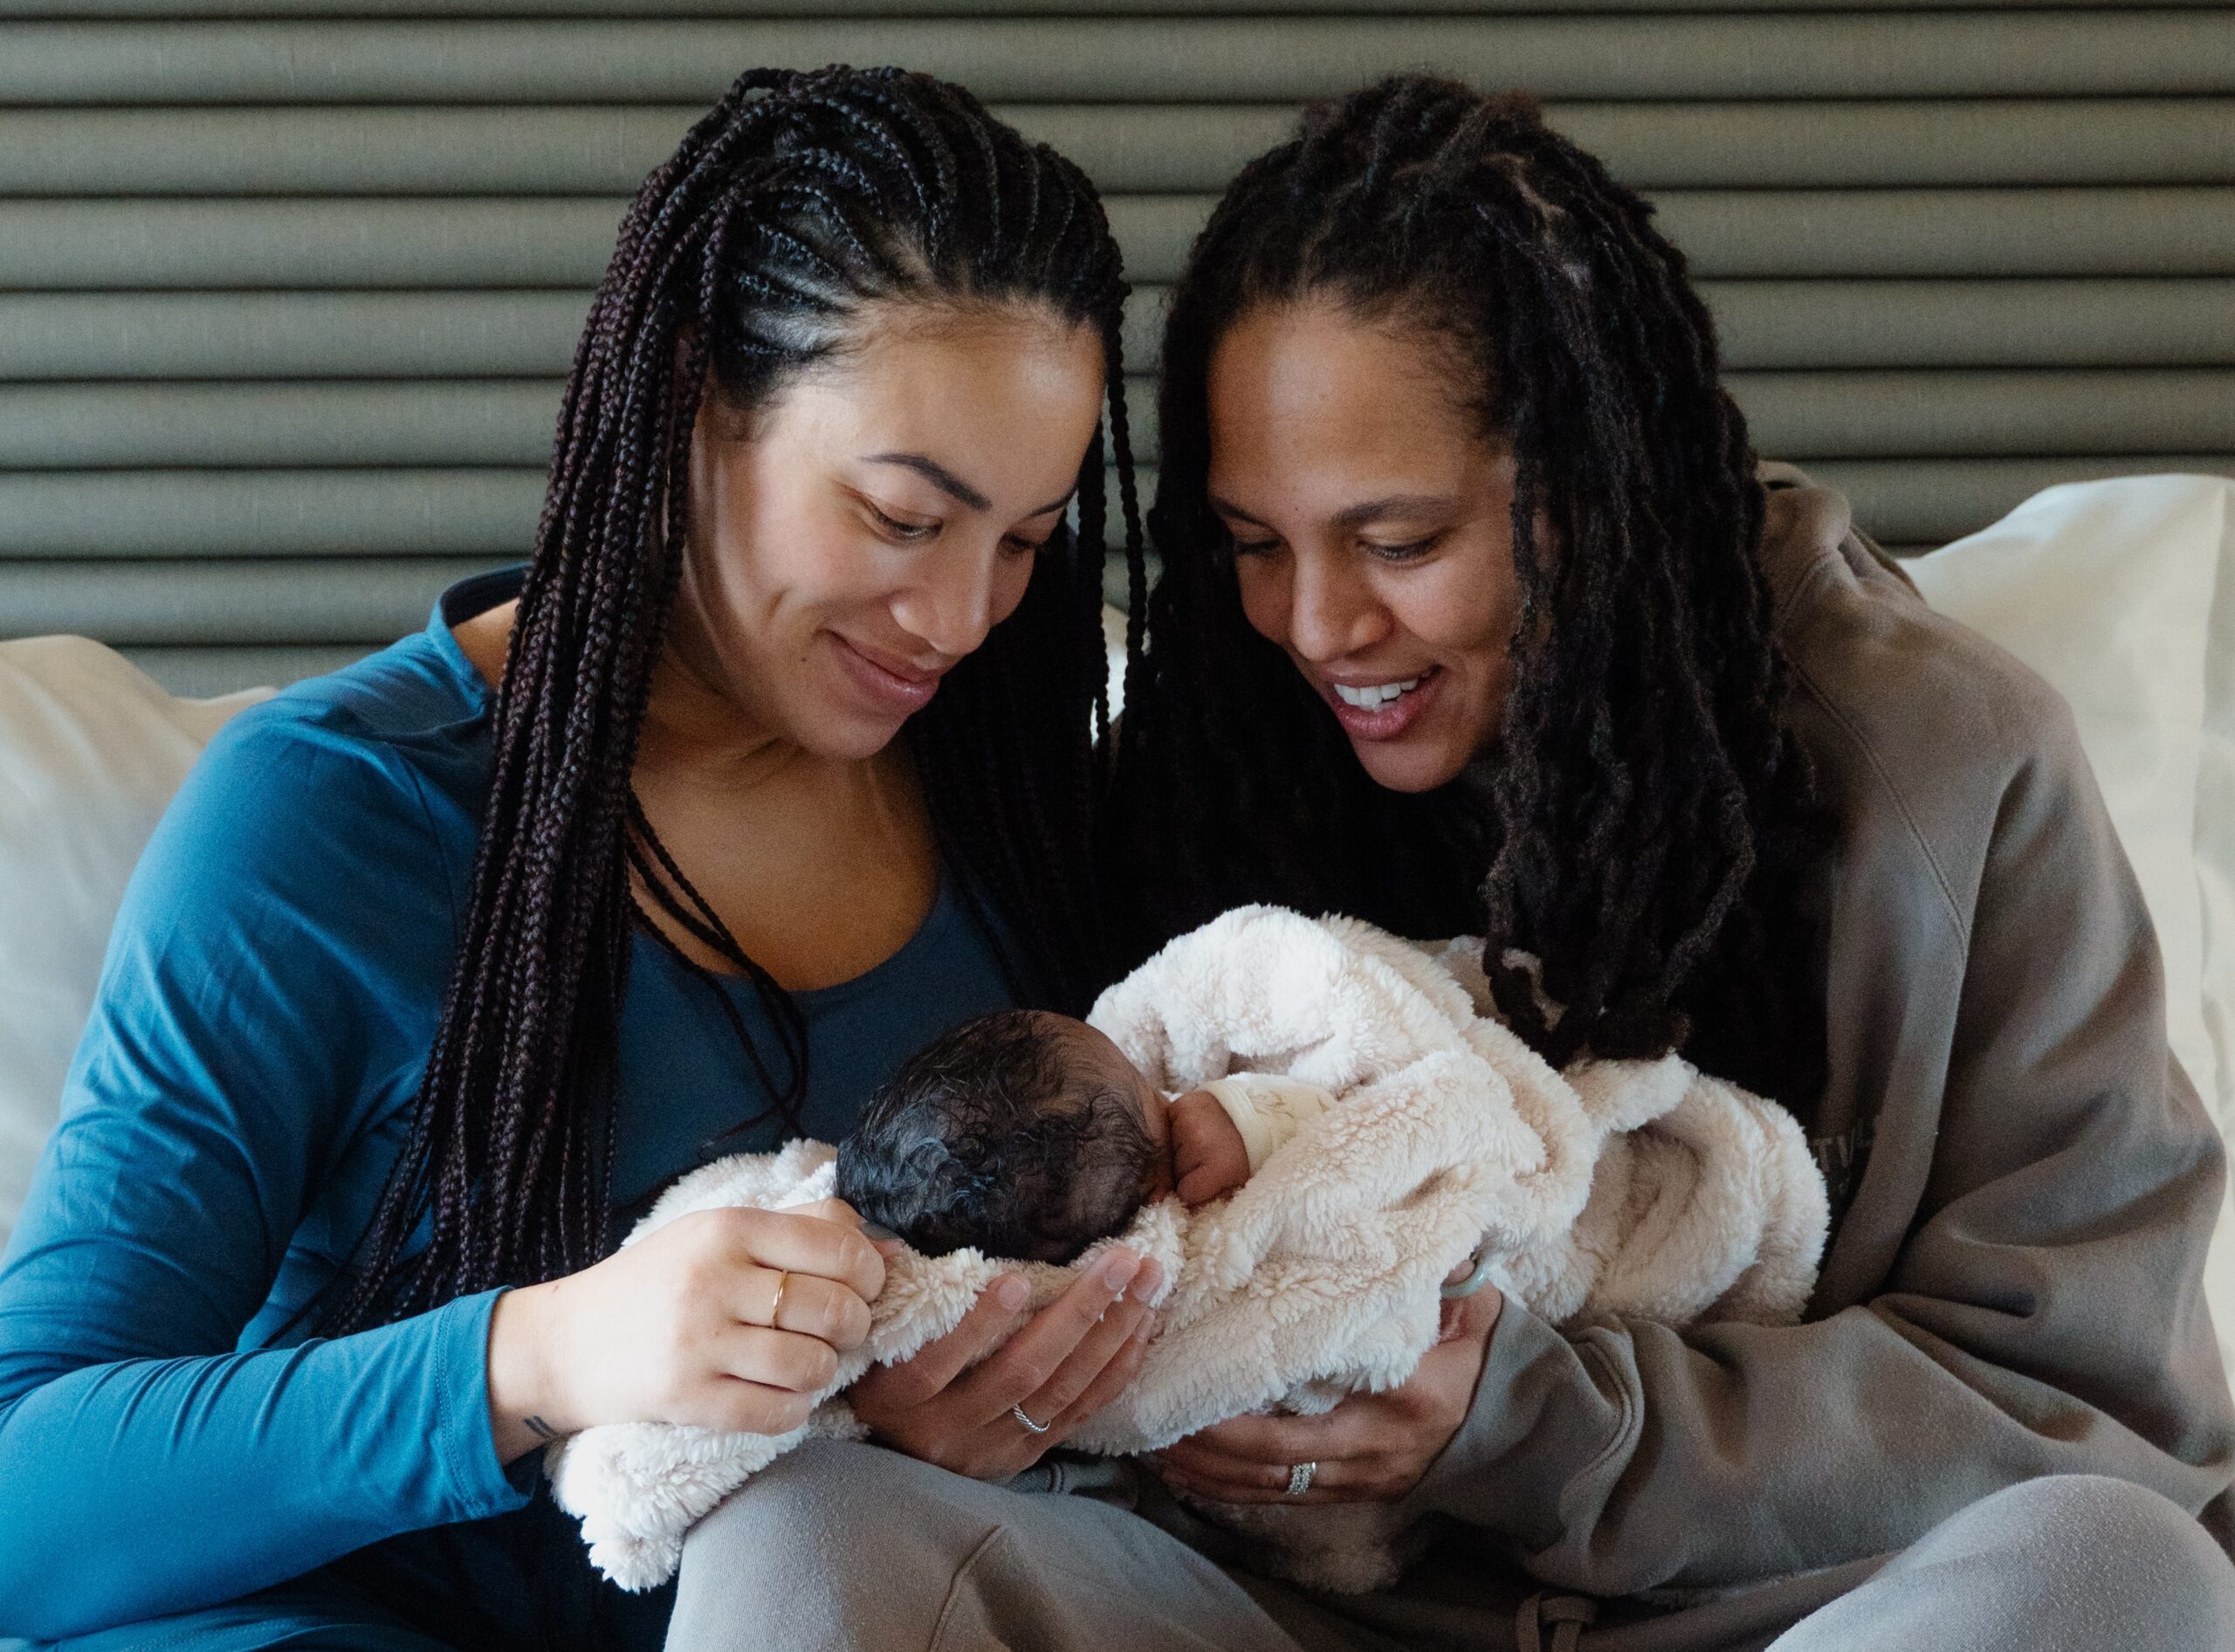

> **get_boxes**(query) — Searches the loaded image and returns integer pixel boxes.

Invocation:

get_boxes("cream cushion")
[0,637,271,1240]
[1908,475,2235,1395]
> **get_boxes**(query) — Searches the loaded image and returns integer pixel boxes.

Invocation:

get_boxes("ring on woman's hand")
[1285,1461,1317,1497]
[1011,1404,1052,1435]
[766,1269,790,1325]
[1441,1240,1495,1299]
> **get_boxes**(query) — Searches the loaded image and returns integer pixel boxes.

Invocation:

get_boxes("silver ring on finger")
[1285,1461,1317,1497]
[1011,1403,1052,1435]
[1441,1240,1496,1299]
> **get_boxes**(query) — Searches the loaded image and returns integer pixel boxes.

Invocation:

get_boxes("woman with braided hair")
[655,74,2235,1652]
[0,65,1176,1649]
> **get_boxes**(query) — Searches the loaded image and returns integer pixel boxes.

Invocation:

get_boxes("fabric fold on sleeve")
[0,700,510,1641]
[1403,646,2235,1597]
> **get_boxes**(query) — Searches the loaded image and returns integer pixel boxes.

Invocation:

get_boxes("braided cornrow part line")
[325,65,1143,1334]
[1111,74,1831,1121]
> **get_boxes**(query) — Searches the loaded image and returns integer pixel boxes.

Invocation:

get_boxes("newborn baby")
[550,905,1830,1594]
[834,1008,1337,1256]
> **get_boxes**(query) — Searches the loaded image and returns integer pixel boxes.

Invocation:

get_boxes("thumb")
[794,1196,905,1258]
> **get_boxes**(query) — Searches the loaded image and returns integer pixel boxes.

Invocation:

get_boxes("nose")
[887,535,1005,662]
[1286,547,1390,664]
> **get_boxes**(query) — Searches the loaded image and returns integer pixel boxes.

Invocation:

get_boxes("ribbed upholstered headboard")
[2,1,2230,694]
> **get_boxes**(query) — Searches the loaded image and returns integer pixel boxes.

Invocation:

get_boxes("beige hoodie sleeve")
[1411,589,2235,1593]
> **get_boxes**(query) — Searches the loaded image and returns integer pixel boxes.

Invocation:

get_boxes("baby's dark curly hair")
[836,1011,1157,1263]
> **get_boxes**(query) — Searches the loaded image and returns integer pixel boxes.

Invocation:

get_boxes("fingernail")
[858,1220,899,1242]
[994,1275,1029,1311]
[1098,1250,1140,1291]
[1131,1313,1156,1345]
[1128,1258,1163,1301]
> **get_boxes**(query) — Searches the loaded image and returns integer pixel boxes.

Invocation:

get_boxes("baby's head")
[836,1009,1169,1263]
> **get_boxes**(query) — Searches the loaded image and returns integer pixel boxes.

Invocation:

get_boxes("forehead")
[772,300,1105,499]
[1205,296,1482,493]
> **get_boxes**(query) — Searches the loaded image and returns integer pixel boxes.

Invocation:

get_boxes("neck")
[635,635,805,790]
[633,627,920,827]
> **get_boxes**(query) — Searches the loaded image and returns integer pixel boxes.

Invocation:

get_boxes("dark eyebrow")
[864,452,991,513]
[1025,485,1079,520]
[1209,492,1462,533]
[1207,493,1271,528]
[866,452,1075,522]
[1331,493,1463,531]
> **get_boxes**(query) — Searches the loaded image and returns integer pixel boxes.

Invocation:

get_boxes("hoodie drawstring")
[1517,1590,1599,1652]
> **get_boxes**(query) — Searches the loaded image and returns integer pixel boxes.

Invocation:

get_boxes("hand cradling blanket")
[547,905,1830,1593]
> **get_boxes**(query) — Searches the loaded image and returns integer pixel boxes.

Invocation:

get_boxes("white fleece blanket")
[548,905,1828,1592]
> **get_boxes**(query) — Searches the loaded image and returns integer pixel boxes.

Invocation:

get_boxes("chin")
[811,714,913,762]
[768,690,904,761]
[1351,738,1470,795]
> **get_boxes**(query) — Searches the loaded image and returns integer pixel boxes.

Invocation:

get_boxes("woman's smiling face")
[1206,295,1526,795]
[669,299,1105,761]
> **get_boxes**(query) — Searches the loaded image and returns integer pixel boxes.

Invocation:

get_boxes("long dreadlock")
[326,65,1145,1333]
[1111,76,1831,1120]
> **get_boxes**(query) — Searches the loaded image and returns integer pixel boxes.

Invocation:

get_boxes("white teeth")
[1333,677,1422,709]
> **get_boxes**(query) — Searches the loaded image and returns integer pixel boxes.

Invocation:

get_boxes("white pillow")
[0,637,271,1244]
[2186,480,2235,1411]
[1907,474,2235,1397]
[2189,480,2235,1144]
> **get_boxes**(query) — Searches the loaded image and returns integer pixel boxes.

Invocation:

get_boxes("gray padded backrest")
[3,0,2231,694]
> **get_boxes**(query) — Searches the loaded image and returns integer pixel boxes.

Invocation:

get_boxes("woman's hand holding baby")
[850,1248,1163,1478]
[485,1197,888,1463]
[1150,1279,1503,1504]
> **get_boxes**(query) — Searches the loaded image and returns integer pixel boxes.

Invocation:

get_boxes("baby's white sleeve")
[1200,1074,1338,1173]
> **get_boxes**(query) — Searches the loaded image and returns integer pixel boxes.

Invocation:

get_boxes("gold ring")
[767,1269,790,1327]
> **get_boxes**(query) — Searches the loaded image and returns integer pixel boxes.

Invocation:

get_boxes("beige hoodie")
[1403,464,2235,1607]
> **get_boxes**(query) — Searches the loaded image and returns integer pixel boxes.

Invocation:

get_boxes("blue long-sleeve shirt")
[0,568,1021,1645]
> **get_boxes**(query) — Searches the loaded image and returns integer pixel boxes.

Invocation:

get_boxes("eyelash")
[1227,532,1444,562]
[868,503,938,542]
[870,500,1048,558]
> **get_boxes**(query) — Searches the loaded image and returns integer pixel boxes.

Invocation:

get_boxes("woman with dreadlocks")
[1095,74,2234,1650]
[0,66,1174,1650]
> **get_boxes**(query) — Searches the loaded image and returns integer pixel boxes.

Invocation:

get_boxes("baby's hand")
[1168,1091,1251,1206]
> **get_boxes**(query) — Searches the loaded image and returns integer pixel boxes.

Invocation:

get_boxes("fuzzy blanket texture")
[548,906,1828,1592]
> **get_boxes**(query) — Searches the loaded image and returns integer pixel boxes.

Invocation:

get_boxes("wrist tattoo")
[523,1414,561,1442]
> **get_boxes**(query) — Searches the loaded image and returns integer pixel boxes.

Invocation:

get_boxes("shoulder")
[1760,465,2093,937]
[1763,464,2081,779]
[213,625,491,772]
[143,632,492,934]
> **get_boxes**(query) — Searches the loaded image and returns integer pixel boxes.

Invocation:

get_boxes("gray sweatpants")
[662,1442,2235,1652]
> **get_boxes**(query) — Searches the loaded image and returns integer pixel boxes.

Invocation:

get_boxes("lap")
[670,1454,2235,1652]
[664,1441,1307,1652]
[1323,1471,2235,1652]
[1764,1473,2235,1652]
